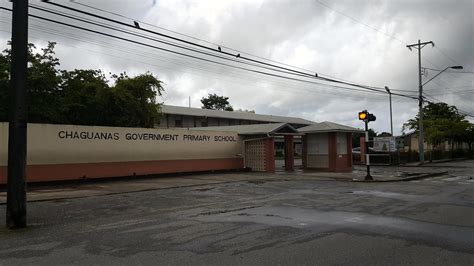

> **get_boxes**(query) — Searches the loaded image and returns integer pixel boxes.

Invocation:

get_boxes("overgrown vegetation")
[0,42,164,128]
[403,102,473,153]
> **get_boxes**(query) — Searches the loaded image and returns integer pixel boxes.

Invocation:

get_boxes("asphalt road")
[0,161,473,265]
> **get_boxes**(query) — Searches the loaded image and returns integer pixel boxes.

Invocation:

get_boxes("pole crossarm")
[407,41,434,50]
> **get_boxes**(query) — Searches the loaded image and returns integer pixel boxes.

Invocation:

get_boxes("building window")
[308,133,328,155]
[337,133,348,154]
[201,121,208,127]
[175,119,182,127]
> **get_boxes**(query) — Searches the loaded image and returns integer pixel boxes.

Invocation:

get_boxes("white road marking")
[442,177,463,182]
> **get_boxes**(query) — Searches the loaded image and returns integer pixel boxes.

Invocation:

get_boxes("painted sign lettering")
[57,130,237,142]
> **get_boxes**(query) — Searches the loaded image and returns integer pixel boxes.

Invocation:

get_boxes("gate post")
[284,135,294,171]
[302,135,307,169]
[265,138,275,172]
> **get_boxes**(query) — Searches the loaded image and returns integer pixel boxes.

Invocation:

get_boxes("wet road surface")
[0,161,473,265]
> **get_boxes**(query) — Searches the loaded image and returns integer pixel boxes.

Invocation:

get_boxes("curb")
[401,158,471,167]
[352,171,448,182]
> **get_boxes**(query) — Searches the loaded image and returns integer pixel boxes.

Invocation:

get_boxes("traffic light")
[368,113,376,122]
[358,110,376,122]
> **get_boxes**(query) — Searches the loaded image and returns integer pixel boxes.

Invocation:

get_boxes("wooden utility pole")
[406,40,434,164]
[7,0,28,229]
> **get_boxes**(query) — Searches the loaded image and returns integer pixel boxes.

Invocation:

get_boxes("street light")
[418,65,463,164]
[385,86,393,136]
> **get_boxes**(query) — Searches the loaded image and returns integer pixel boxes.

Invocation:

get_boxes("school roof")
[297,121,363,133]
[194,123,299,135]
[161,105,315,125]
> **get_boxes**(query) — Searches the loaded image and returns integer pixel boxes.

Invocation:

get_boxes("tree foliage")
[465,123,474,151]
[201,93,233,111]
[0,42,164,128]
[403,102,470,149]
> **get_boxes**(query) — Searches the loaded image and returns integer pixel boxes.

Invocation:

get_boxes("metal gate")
[244,139,267,171]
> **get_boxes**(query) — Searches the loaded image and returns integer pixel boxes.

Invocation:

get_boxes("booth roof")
[194,123,299,135]
[161,105,315,125]
[297,121,363,133]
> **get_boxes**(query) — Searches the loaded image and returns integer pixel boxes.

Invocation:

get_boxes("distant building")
[156,105,314,129]
[157,105,361,172]
[399,132,469,152]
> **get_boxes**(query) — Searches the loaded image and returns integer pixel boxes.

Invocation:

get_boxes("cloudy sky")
[0,0,472,134]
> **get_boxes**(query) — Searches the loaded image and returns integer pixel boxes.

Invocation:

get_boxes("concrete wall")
[0,123,244,184]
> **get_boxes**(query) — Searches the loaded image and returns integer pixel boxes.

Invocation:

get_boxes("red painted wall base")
[0,158,244,184]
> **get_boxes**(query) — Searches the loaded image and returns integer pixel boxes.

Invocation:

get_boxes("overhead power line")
[69,0,364,84]
[2,6,416,100]
[41,0,322,80]
[41,0,396,95]
[314,0,470,73]
[29,4,320,80]
[423,93,474,117]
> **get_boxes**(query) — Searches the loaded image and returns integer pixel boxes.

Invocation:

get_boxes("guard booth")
[298,122,362,172]
[195,123,300,172]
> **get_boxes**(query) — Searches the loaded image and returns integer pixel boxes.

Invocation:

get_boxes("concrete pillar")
[328,132,337,172]
[347,133,353,168]
[265,138,275,172]
[284,135,294,171]
[360,136,366,164]
[302,135,307,169]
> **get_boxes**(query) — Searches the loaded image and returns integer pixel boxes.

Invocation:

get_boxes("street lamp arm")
[422,66,450,86]
[422,65,463,86]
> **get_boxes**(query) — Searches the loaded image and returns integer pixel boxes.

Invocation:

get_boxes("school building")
[0,106,361,184]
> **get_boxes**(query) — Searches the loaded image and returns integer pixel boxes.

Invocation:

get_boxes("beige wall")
[407,134,469,152]
[0,123,243,166]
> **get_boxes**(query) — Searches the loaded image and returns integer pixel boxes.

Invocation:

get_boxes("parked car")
[352,147,375,154]
[352,147,375,162]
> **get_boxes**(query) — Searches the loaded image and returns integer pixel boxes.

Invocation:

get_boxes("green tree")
[377,132,392,137]
[403,102,469,151]
[0,41,164,128]
[102,72,164,127]
[60,69,109,125]
[464,123,474,152]
[201,93,233,111]
[0,45,9,121]
[0,42,63,123]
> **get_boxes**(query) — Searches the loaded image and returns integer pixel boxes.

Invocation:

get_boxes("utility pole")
[7,0,28,229]
[406,40,434,165]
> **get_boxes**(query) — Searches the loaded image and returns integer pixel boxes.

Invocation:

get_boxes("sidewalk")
[300,167,446,182]
[402,157,470,167]
[0,166,448,204]
[0,172,275,204]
